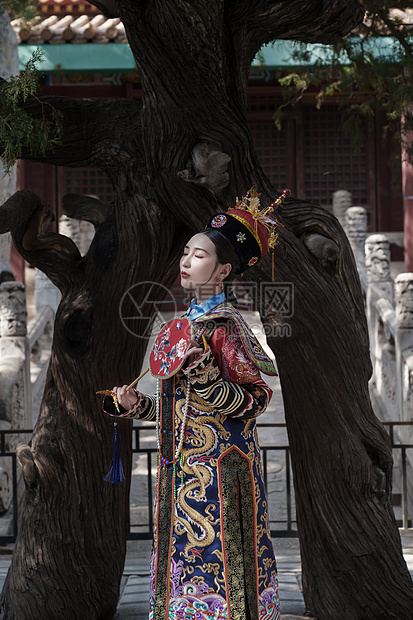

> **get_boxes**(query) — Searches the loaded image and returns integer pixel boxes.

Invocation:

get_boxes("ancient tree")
[1,1,413,619]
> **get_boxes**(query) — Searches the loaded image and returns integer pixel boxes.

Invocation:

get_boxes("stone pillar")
[79,220,95,256]
[365,235,394,413]
[395,274,413,426]
[345,206,367,267]
[0,8,19,282]
[59,214,81,248]
[332,189,352,228]
[365,234,393,297]
[395,273,413,331]
[0,282,32,429]
[34,268,60,315]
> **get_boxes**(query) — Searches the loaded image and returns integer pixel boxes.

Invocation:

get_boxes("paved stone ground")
[110,538,413,619]
[13,300,413,618]
[0,540,411,619]
[114,538,306,619]
[121,311,413,618]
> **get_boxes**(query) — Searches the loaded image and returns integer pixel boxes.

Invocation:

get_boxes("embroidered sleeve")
[183,323,272,420]
[102,390,156,421]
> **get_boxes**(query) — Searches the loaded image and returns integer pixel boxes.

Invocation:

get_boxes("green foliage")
[275,0,413,162]
[1,0,37,22]
[0,48,62,174]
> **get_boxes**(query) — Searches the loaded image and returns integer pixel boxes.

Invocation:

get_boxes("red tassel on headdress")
[104,421,125,484]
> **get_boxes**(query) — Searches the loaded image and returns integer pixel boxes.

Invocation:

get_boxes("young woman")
[103,189,286,620]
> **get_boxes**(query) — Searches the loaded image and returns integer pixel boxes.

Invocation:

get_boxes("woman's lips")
[181,272,190,279]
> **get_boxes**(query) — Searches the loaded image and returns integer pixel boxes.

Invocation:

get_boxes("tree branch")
[87,0,120,17]
[228,0,365,64]
[302,232,339,274]
[0,81,142,172]
[62,194,112,229]
[0,190,83,291]
[376,8,413,55]
[16,445,38,490]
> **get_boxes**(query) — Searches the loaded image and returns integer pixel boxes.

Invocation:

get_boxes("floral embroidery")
[220,333,260,384]
[236,232,246,243]
[152,328,187,375]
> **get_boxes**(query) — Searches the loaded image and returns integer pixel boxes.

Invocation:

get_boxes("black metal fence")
[0,422,412,544]
[127,421,413,540]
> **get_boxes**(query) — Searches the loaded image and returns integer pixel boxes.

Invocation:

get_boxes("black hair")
[201,228,240,305]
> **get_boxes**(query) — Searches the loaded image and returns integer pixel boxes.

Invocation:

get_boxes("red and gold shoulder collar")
[193,302,278,376]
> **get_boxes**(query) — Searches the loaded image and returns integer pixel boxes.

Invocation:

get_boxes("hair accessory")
[211,214,227,228]
[204,187,290,274]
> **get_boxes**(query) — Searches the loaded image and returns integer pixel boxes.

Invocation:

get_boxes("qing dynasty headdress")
[204,187,290,274]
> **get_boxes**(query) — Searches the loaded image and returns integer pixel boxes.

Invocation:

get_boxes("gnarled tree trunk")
[1,1,412,619]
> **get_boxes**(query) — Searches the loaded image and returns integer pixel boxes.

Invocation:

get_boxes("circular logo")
[119,281,178,340]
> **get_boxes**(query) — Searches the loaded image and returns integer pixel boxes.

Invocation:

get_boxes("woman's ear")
[220,263,232,279]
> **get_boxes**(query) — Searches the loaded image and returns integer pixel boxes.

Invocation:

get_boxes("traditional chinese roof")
[11,14,127,44]
[37,0,99,15]
[11,7,413,46]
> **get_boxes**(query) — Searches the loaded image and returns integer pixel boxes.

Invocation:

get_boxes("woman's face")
[180,233,228,290]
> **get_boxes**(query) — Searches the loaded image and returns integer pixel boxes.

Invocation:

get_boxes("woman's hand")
[183,339,204,366]
[113,385,139,410]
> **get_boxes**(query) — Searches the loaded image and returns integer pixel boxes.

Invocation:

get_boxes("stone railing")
[0,281,49,519]
[0,213,93,525]
[335,198,407,429]
[333,192,412,513]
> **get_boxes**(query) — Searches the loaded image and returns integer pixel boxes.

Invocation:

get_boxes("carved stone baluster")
[0,282,32,427]
[365,235,394,418]
[0,282,32,512]
[332,189,352,228]
[365,234,393,295]
[345,207,367,268]
[395,274,413,427]
[34,268,60,315]
[395,273,413,330]
[59,214,81,249]
[345,206,368,290]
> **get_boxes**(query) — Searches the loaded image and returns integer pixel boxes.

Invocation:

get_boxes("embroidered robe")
[113,317,281,620]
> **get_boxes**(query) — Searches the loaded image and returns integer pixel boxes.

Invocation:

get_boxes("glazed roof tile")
[11,13,127,44]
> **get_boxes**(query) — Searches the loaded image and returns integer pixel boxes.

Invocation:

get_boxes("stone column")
[365,235,395,417]
[34,269,60,315]
[59,214,81,248]
[79,220,93,256]
[395,273,413,331]
[345,206,367,268]
[365,234,393,297]
[0,282,32,429]
[0,8,19,282]
[395,274,413,429]
[332,189,352,228]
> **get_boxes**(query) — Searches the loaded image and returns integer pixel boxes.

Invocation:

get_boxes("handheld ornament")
[96,368,150,484]
[149,317,193,378]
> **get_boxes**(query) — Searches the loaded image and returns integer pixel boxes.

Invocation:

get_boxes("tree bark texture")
[1,1,413,619]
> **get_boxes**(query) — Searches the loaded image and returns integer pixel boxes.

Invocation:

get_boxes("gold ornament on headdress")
[234,187,290,249]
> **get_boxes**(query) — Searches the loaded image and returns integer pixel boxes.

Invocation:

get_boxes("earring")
[216,275,224,293]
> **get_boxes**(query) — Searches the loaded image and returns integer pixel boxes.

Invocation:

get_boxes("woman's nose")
[181,254,191,268]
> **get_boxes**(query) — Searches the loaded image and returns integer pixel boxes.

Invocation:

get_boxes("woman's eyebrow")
[184,245,210,254]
